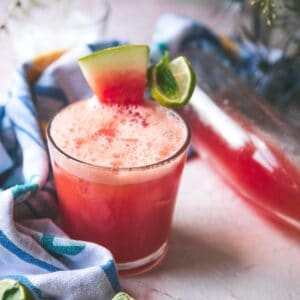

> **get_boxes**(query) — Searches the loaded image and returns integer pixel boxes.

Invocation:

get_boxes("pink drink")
[47,98,190,275]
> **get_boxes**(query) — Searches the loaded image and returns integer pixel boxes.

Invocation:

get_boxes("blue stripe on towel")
[0,106,4,120]
[19,95,36,116]
[0,230,62,272]
[87,40,120,53]
[35,85,68,105]
[11,120,43,148]
[101,260,120,292]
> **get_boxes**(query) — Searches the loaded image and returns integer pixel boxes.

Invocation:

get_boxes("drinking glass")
[7,0,110,62]
[47,100,190,276]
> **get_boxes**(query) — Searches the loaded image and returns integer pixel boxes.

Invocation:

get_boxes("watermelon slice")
[78,45,149,105]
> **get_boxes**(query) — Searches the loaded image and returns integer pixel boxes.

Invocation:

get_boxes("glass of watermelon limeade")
[47,45,192,275]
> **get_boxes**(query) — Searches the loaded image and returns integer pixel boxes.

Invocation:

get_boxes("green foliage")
[156,52,179,99]
[250,0,281,25]
[223,0,300,53]
[216,0,300,110]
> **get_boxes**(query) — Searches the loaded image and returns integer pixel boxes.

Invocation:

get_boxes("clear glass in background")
[6,0,110,62]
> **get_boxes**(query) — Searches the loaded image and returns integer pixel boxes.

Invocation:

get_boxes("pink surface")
[122,157,300,299]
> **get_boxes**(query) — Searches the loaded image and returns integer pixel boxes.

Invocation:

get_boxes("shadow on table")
[153,226,241,277]
[243,199,300,246]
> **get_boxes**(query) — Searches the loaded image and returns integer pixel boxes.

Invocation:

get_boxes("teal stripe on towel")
[0,230,62,272]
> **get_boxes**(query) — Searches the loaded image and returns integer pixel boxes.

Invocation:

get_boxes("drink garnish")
[78,45,195,108]
[148,52,196,108]
[78,45,149,105]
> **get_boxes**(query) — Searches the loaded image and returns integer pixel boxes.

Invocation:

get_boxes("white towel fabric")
[0,41,121,300]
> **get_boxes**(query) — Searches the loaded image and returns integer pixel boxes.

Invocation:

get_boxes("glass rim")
[47,101,191,173]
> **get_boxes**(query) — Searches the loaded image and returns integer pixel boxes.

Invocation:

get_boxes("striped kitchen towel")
[0,41,121,300]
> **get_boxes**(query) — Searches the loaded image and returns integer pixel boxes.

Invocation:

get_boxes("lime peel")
[148,53,196,108]
[112,292,135,300]
[0,279,34,300]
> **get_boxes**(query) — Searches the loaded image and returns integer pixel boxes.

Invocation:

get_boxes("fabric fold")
[0,42,121,299]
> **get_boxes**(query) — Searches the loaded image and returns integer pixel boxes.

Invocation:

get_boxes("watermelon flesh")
[78,45,149,105]
[90,70,146,105]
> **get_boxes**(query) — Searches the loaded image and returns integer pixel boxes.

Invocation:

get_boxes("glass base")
[117,242,168,276]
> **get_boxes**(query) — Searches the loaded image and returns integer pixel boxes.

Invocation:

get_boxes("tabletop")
[1,1,299,299]
[122,156,300,300]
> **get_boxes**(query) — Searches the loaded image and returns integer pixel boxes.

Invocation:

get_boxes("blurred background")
[0,0,236,99]
[0,0,299,111]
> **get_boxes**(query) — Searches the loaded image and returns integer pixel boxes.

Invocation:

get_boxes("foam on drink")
[50,98,188,170]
